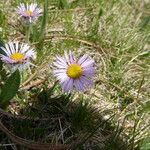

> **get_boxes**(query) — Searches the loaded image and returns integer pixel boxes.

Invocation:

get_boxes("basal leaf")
[143,101,150,112]
[140,137,150,150]
[0,70,20,108]
[0,60,3,71]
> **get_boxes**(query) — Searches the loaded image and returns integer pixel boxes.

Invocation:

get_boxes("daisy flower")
[16,3,42,23]
[53,51,96,92]
[0,42,36,71]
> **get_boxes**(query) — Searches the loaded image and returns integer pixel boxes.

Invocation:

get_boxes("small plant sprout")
[16,3,42,23]
[0,42,36,71]
[53,51,96,92]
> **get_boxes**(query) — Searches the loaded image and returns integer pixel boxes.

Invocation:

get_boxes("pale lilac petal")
[53,69,68,83]
[82,67,96,77]
[77,54,88,65]
[53,62,67,69]
[21,44,30,53]
[15,41,19,52]
[80,76,93,87]
[30,3,37,11]
[24,50,36,59]
[53,55,68,68]
[5,43,13,54]
[80,59,95,68]
[56,56,67,66]
[64,51,71,65]
[56,73,68,83]
[68,51,76,64]
[33,8,42,16]
[61,78,73,92]
[53,57,68,68]
[74,79,85,91]
[0,47,11,56]
[55,60,67,68]
[27,3,29,10]
[53,69,66,74]
[29,17,32,23]
[0,55,14,63]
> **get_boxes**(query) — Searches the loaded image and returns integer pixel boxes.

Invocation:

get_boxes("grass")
[0,0,150,149]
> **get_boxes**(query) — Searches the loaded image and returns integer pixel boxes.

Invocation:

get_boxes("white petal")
[81,59,95,68]
[77,54,88,65]
[61,78,73,92]
[74,79,84,91]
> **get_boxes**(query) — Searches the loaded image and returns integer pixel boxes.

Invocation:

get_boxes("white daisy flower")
[0,42,36,71]
[53,51,96,93]
[16,3,42,23]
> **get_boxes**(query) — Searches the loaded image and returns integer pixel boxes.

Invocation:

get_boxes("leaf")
[0,40,4,73]
[142,101,150,112]
[140,16,150,29]
[58,0,69,9]
[140,137,150,150]
[0,70,20,108]
[0,60,3,71]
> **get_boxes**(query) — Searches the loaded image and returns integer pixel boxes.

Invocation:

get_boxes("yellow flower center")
[25,10,33,16]
[10,53,24,61]
[67,64,82,79]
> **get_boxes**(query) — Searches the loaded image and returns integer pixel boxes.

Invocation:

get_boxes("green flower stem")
[26,24,32,43]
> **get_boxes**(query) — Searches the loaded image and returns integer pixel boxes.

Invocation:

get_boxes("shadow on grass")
[0,85,128,150]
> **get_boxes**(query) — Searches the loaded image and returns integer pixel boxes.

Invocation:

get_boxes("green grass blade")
[39,0,48,41]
